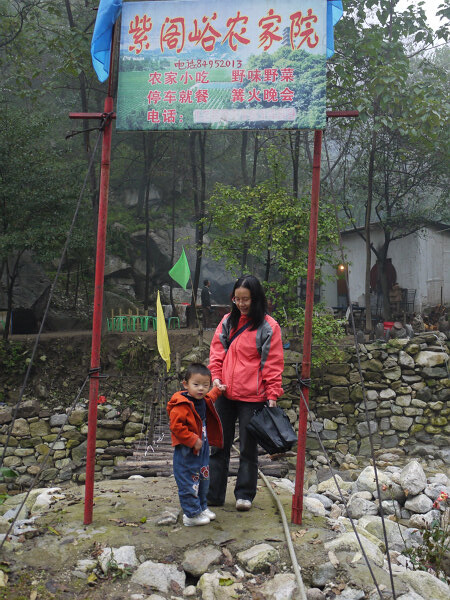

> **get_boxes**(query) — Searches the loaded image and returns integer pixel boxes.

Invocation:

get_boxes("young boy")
[167,363,224,526]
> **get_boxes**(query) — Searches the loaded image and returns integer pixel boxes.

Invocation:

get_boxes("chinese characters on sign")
[117,0,327,131]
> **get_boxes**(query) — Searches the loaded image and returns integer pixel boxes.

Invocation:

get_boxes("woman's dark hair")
[229,275,267,330]
[184,362,211,382]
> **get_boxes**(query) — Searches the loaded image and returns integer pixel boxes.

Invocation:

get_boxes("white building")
[321,222,450,312]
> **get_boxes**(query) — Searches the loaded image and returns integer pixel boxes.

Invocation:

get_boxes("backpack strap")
[225,321,251,350]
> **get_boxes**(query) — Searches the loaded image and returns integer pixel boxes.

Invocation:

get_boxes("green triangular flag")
[169,247,190,290]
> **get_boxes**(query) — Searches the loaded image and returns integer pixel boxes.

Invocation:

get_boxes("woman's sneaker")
[236,499,252,511]
[183,513,210,527]
[201,508,216,521]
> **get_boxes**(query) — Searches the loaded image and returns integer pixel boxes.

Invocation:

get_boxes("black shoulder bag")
[247,405,297,455]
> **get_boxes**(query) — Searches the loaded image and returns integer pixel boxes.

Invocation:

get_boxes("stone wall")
[0,333,448,491]
[280,332,449,465]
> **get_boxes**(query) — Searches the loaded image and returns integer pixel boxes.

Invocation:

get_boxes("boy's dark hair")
[184,362,211,382]
[203,279,209,286]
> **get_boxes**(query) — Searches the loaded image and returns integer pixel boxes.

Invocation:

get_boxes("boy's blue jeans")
[173,422,210,518]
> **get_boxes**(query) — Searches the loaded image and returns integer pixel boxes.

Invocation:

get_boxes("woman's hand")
[213,378,227,392]
[267,399,277,408]
[193,438,202,453]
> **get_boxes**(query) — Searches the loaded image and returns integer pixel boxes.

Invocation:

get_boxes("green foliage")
[207,149,344,367]
[0,341,29,375]
[403,500,449,583]
[116,337,154,373]
[328,0,449,228]
[275,304,345,368]
[104,551,133,581]
[208,148,338,281]
[0,466,18,483]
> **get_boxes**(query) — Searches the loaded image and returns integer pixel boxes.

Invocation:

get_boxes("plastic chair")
[127,315,140,331]
[114,316,128,332]
[139,316,157,331]
[168,317,180,329]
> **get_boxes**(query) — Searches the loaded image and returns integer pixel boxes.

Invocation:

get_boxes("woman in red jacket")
[207,275,284,511]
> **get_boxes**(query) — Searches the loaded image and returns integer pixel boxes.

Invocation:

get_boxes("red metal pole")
[83,94,113,525]
[292,129,323,524]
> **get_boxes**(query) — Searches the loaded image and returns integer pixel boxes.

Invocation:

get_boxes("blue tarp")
[91,0,123,83]
[327,0,344,58]
[91,0,343,82]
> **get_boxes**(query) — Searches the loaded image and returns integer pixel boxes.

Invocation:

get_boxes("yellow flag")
[156,291,171,371]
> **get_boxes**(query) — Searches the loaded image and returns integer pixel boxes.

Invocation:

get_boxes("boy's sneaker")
[236,499,252,511]
[201,508,216,521]
[183,513,210,527]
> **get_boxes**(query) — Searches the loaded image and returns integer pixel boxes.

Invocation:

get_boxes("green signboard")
[117,0,327,131]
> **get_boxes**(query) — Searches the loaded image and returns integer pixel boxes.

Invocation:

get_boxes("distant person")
[207,275,284,512]
[201,279,212,329]
[167,363,223,526]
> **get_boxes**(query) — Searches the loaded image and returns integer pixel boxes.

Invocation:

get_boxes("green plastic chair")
[168,317,180,329]
[138,316,156,331]
[127,315,140,331]
[114,316,128,332]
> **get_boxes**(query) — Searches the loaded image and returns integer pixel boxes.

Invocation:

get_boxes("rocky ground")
[1,459,449,600]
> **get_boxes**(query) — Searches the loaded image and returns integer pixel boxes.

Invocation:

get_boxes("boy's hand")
[193,438,202,453]
[213,378,227,392]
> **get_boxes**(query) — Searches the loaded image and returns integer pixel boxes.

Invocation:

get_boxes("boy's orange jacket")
[167,387,223,450]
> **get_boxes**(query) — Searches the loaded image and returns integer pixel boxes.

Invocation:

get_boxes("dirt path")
[1,475,332,599]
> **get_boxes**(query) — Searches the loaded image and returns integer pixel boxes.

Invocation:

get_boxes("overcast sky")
[396,0,447,31]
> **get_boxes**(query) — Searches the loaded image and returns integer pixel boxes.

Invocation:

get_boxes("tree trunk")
[64,0,98,231]
[3,253,23,340]
[240,132,250,271]
[241,133,260,271]
[73,262,80,310]
[364,130,377,331]
[189,133,200,327]
[169,170,177,318]
[264,246,271,282]
[143,135,154,311]
[289,131,301,198]
[193,132,207,302]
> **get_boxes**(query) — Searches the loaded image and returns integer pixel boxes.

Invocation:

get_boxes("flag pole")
[82,26,116,526]
[188,275,202,332]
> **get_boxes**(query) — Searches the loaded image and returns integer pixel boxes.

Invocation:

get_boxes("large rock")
[236,543,279,573]
[130,226,235,303]
[0,251,50,322]
[414,351,448,368]
[258,573,299,600]
[182,545,222,576]
[317,474,353,495]
[324,532,384,567]
[404,494,434,514]
[16,399,41,419]
[355,466,392,494]
[357,515,412,552]
[399,461,427,496]
[197,570,243,600]
[396,570,450,600]
[346,495,378,519]
[131,560,185,593]
[98,546,138,573]
[303,497,327,517]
